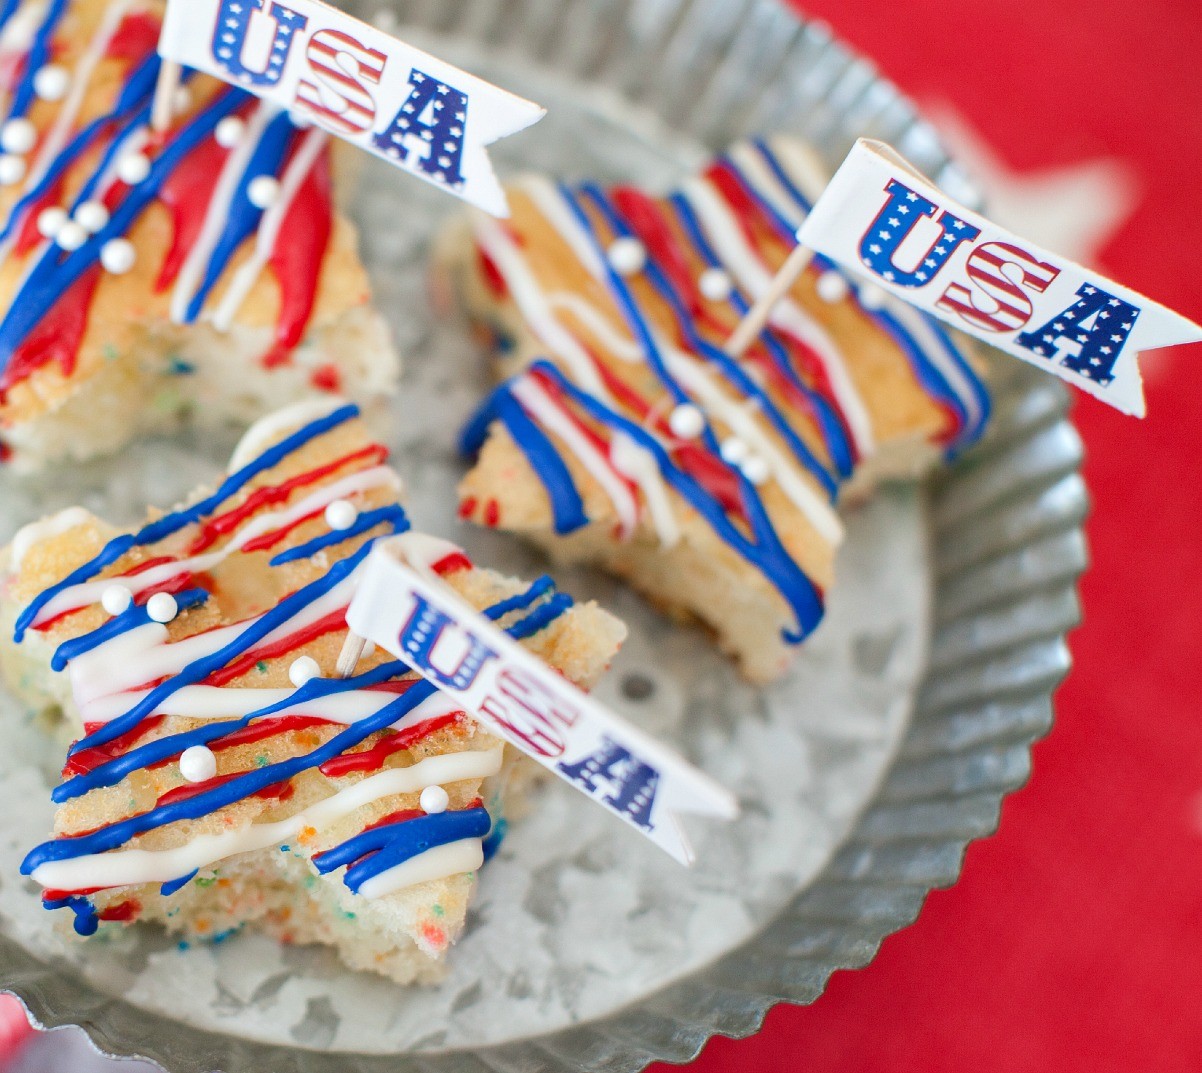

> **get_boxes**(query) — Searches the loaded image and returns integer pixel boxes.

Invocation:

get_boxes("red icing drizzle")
[203,608,349,688]
[65,715,167,776]
[477,246,508,298]
[97,898,140,921]
[156,772,294,808]
[186,442,388,554]
[261,141,333,369]
[154,129,232,292]
[0,265,100,403]
[105,12,162,62]
[318,712,465,778]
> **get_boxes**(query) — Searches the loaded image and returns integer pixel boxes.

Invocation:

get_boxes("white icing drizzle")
[210,127,330,331]
[727,141,808,231]
[664,346,844,544]
[679,175,877,458]
[170,100,277,323]
[552,291,844,545]
[517,174,608,277]
[76,684,468,729]
[470,209,613,400]
[9,506,93,570]
[228,395,348,471]
[358,838,483,899]
[609,433,680,547]
[26,0,132,191]
[476,180,846,549]
[29,747,505,891]
[69,569,361,706]
[546,292,645,362]
[510,374,641,539]
[26,465,401,629]
[885,300,988,434]
[764,137,831,203]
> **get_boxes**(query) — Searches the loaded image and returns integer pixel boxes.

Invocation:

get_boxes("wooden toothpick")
[150,60,182,133]
[725,242,815,358]
[336,632,368,679]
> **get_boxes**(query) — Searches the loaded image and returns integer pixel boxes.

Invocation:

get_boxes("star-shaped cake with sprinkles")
[435,136,992,682]
[0,399,625,983]
[0,0,398,470]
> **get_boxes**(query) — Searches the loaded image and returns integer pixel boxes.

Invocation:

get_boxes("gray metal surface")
[0,0,1086,1069]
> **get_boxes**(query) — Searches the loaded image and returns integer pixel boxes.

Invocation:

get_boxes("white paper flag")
[345,536,739,866]
[158,0,544,216]
[796,139,1202,416]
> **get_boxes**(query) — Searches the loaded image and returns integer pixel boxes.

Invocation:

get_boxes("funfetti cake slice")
[435,136,991,683]
[0,0,398,470]
[0,400,625,984]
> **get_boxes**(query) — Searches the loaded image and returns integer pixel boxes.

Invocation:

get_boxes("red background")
[661,1,1202,1071]
[4,2,1201,1070]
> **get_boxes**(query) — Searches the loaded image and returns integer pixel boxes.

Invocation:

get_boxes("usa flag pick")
[344,536,739,866]
[794,139,1202,416]
[157,0,545,216]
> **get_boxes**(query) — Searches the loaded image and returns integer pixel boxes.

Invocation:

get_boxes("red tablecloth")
[663,2,1202,1071]
[3,3,1200,1071]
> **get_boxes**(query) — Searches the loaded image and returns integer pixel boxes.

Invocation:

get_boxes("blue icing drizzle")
[0,87,246,365]
[312,807,492,893]
[482,815,508,861]
[5,0,70,121]
[482,361,825,643]
[0,57,160,252]
[51,588,210,671]
[160,870,197,896]
[461,388,588,535]
[504,592,574,641]
[67,538,376,756]
[666,189,855,480]
[747,139,989,453]
[54,659,415,803]
[480,574,556,621]
[182,108,298,322]
[42,893,99,935]
[0,0,22,34]
[26,578,575,872]
[269,505,411,565]
[14,402,359,641]
[580,182,839,499]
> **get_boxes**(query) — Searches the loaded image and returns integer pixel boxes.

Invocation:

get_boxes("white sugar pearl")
[857,283,887,310]
[419,785,449,814]
[1,117,36,154]
[116,151,151,185]
[247,175,280,209]
[289,655,321,687]
[179,745,218,784]
[324,499,358,531]
[55,220,87,251]
[214,116,245,149]
[719,437,749,465]
[741,455,771,485]
[147,592,178,623]
[0,154,25,186]
[74,200,109,233]
[100,584,133,616]
[699,267,733,302]
[667,403,705,439]
[100,238,136,275]
[816,271,849,304]
[33,65,70,102]
[288,110,313,129]
[36,206,67,238]
[606,236,646,276]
